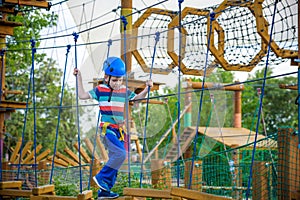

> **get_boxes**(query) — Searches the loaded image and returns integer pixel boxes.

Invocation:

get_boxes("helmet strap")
[107,75,113,102]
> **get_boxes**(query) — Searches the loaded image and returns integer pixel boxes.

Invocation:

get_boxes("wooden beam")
[0,189,32,197]
[31,184,55,195]
[28,149,51,164]
[9,137,22,162]
[55,151,78,166]
[84,137,100,160]
[171,187,232,200]
[73,142,91,163]
[0,181,22,189]
[123,188,172,198]
[96,137,108,161]
[22,144,42,164]
[3,0,49,9]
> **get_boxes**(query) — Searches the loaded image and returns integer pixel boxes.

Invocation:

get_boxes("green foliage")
[53,176,78,196]
[4,8,77,153]
[242,67,297,134]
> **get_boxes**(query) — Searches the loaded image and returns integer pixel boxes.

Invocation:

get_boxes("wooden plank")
[22,144,42,164]
[0,189,32,197]
[123,188,171,198]
[28,149,51,164]
[64,147,79,163]
[3,0,49,8]
[171,187,232,200]
[20,141,33,160]
[77,190,93,200]
[73,142,91,163]
[0,181,22,189]
[96,137,108,161]
[55,151,78,166]
[47,156,69,167]
[30,195,76,200]
[84,138,100,160]
[31,184,55,195]
[9,138,22,162]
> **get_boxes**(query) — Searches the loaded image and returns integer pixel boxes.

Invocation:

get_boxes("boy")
[73,57,153,199]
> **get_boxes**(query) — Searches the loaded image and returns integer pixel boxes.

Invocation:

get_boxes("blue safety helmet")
[103,57,126,77]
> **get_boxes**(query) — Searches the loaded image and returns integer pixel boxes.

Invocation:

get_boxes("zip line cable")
[73,32,83,193]
[245,0,279,199]
[139,31,160,187]
[49,44,71,184]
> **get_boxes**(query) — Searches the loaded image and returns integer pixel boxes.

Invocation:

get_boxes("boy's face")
[106,76,123,90]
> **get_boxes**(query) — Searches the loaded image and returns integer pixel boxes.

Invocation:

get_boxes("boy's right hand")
[73,68,81,76]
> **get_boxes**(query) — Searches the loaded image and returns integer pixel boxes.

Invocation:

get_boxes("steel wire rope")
[188,11,215,189]
[245,0,279,198]
[175,0,184,187]
[72,32,83,193]
[49,44,71,184]
[87,39,112,190]
[139,32,160,187]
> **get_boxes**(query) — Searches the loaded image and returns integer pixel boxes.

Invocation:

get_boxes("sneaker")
[97,190,119,199]
[93,175,110,192]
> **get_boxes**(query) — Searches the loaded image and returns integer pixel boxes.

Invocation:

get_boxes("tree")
[242,67,297,134]
[4,8,78,153]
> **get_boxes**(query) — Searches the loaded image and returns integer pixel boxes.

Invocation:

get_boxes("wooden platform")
[192,126,269,147]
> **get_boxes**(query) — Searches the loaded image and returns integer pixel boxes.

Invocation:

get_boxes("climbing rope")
[245,0,279,199]
[72,32,83,193]
[16,44,35,181]
[49,44,71,184]
[120,15,132,186]
[30,39,38,187]
[188,11,215,189]
[176,0,184,187]
[139,31,160,187]
[88,39,112,190]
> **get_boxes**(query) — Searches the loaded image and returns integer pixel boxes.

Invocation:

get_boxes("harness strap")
[101,122,125,141]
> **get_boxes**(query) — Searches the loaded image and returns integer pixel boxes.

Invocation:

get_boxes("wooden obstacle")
[0,183,93,200]
[0,181,32,198]
[170,187,232,200]
[30,185,94,200]
[123,188,176,199]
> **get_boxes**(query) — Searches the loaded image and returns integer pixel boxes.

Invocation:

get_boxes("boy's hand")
[73,68,81,76]
[146,79,153,88]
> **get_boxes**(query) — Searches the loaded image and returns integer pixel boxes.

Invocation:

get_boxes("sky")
[42,0,298,89]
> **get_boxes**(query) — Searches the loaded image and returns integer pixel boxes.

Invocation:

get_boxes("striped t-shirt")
[89,84,136,124]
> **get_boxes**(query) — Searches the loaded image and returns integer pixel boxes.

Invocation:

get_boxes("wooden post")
[151,159,171,189]
[277,128,300,200]
[253,161,269,200]
[38,160,50,185]
[230,144,242,200]
[184,79,192,128]
[91,158,103,187]
[233,84,242,128]
[184,160,202,191]
[121,0,132,73]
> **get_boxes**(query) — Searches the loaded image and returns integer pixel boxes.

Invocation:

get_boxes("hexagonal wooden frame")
[210,0,268,72]
[131,8,177,75]
[167,7,213,76]
[253,0,297,59]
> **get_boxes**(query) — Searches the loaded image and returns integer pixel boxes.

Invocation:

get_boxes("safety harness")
[100,122,125,141]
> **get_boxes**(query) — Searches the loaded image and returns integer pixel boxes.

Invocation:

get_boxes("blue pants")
[97,129,126,189]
